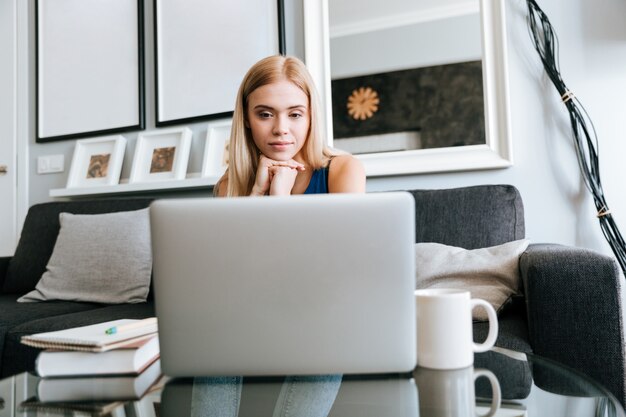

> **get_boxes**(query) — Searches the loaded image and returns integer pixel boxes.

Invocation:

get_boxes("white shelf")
[50,173,221,198]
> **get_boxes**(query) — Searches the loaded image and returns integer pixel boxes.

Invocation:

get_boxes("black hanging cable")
[526,0,626,275]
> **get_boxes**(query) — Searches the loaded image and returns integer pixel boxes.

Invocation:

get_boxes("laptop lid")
[150,192,416,376]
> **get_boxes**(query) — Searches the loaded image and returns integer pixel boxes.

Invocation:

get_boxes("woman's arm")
[328,155,366,193]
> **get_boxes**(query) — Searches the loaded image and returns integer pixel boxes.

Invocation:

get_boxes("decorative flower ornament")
[347,87,380,120]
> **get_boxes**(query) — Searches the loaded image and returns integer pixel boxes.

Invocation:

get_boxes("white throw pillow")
[415,239,530,321]
[18,208,152,304]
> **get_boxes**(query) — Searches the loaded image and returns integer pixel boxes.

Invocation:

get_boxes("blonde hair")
[217,55,335,197]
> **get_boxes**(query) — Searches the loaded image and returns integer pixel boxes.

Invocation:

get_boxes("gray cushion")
[2,198,153,295]
[0,294,100,376]
[474,349,532,400]
[474,296,532,354]
[408,185,525,249]
[18,208,152,304]
[415,239,530,320]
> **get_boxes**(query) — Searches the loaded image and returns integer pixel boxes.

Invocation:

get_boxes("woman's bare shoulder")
[328,154,365,193]
[330,154,361,168]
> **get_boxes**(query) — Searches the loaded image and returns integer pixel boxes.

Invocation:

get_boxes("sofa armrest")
[520,243,625,405]
[0,256,11,293]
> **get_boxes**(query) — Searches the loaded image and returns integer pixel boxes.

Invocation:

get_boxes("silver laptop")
[150,192,416,377]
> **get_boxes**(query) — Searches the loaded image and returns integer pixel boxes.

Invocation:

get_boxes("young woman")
[215,55,365,197]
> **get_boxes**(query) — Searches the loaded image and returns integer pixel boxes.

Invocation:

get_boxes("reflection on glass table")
[0,348,622,417]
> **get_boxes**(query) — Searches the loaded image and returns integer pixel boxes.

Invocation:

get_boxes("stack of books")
[20,318,162,404]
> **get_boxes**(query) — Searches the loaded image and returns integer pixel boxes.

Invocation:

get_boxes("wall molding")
[303,0,334,144]
[17,0,29,238]
[330,2,479,39]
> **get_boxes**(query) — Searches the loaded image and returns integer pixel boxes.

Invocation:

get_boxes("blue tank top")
[303,167,329,194]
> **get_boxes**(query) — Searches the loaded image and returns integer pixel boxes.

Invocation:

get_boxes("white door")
[0,0,18,256]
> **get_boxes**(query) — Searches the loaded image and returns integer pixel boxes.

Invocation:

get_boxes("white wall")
[26,0,211,205]
[364,0,626,260]
[0,0,17,256]
[25,0,305,205]
[23,0,626,259]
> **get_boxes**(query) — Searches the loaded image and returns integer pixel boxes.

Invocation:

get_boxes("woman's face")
[246,80,310,162]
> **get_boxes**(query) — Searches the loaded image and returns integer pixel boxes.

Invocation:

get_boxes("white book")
[35,335,159,377]
[36,359,162,402]
[21,319,158,352]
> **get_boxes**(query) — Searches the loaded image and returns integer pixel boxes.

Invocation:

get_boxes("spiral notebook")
[21,319,158,352]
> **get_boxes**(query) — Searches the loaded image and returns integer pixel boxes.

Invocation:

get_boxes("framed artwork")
[66,136,127,188]
[36,0,145,142]
[201,120,232,178]
[331,62,485,154]
[154,0,285,126]
[129,127,192,183]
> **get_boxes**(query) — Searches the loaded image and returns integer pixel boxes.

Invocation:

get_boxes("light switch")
[38,155,64,174]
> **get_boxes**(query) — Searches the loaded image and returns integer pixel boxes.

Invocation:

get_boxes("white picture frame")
[201,120,232,178]
[129,127,192,183]
[66,136,126,188]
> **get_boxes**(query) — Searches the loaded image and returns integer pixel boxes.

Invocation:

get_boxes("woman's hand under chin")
[251,154,305,196]
[268,165,300,195]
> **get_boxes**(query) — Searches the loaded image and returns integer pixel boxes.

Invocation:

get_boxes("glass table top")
[0,348,623,417]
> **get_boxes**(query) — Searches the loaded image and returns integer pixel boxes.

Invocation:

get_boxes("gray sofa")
[0,198,155,377]
[409,185,624,406]
[0,185,623,406]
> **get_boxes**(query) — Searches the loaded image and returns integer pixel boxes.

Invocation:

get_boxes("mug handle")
[470,299,499,353]
[473,369,501,417]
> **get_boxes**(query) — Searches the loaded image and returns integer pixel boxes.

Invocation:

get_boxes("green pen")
[105,317,157,335]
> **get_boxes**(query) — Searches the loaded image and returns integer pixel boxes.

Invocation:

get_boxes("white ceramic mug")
[415,366,501,417]
[415,289,498,369]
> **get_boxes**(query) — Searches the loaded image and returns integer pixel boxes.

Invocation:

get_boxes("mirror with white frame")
[303,0,512,176]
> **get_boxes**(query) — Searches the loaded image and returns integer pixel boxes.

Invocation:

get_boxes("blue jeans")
[191,375,342,417]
